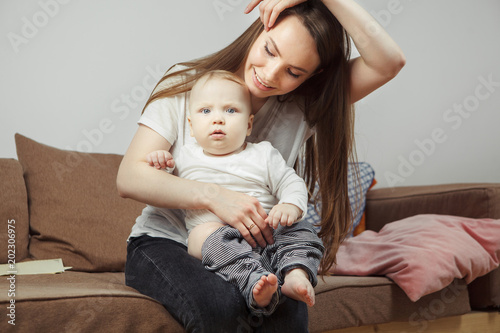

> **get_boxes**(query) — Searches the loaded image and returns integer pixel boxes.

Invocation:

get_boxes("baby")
[146,70,324,315]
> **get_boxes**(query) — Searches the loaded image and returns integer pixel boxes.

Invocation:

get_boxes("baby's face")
[188,77,253,156]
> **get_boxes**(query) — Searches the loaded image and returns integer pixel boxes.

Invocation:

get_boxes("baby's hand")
[146,150,175,170]
[265,203,302,229]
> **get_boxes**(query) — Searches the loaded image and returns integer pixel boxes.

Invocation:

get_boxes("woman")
[117,0,405,331]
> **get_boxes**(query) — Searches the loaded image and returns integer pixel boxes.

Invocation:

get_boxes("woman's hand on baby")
[209,187,274,248]
[266,203,302,229]
[146,150,175,170]
[245,0,308,31]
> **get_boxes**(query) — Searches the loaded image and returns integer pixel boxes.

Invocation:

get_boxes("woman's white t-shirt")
[128,67,314,245]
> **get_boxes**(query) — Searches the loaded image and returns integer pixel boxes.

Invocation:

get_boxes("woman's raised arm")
[321,0,406,103]
[117,124,273,247]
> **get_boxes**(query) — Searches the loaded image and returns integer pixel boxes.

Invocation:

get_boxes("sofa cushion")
[0,159,30,263]
[310,275,471,332]
[0,271,470,333]
[15,134,145,272]
[0,272,184,332]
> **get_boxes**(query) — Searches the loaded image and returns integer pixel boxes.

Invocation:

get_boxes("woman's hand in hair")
[245,0,307,31]
[209,186,274,248]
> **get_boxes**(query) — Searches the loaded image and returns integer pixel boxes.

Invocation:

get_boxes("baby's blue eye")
[226,108,236,114]
[201,108,211,114]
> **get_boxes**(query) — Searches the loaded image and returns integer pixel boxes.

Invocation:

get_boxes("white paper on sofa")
[0,258,71,276]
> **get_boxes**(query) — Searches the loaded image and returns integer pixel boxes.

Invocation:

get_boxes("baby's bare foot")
[281,268,315,306]
[252,274,278,308]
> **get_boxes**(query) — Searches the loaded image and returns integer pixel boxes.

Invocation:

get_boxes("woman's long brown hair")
[143,0,356,274]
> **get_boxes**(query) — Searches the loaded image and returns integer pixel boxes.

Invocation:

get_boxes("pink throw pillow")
[332,214,500,302]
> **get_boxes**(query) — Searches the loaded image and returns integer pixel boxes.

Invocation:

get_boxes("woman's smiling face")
[240,15,321,100]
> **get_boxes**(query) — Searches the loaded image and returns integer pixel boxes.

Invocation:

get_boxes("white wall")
[1,0,499,188]
[354,0,500,188]
[1,0,258,156]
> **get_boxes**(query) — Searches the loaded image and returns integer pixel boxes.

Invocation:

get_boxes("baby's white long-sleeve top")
[175,141,308,231]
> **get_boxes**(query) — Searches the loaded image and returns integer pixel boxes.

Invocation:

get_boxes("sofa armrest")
[365,183,500,232]
[0,158,30,263]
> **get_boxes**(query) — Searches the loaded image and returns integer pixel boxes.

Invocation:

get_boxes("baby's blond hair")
[194,70,247,89]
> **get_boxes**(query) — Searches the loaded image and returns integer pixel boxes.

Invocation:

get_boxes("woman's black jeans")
[125,235,309,333]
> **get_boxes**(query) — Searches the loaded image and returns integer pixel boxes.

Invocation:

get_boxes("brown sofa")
[1,133,499,332]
